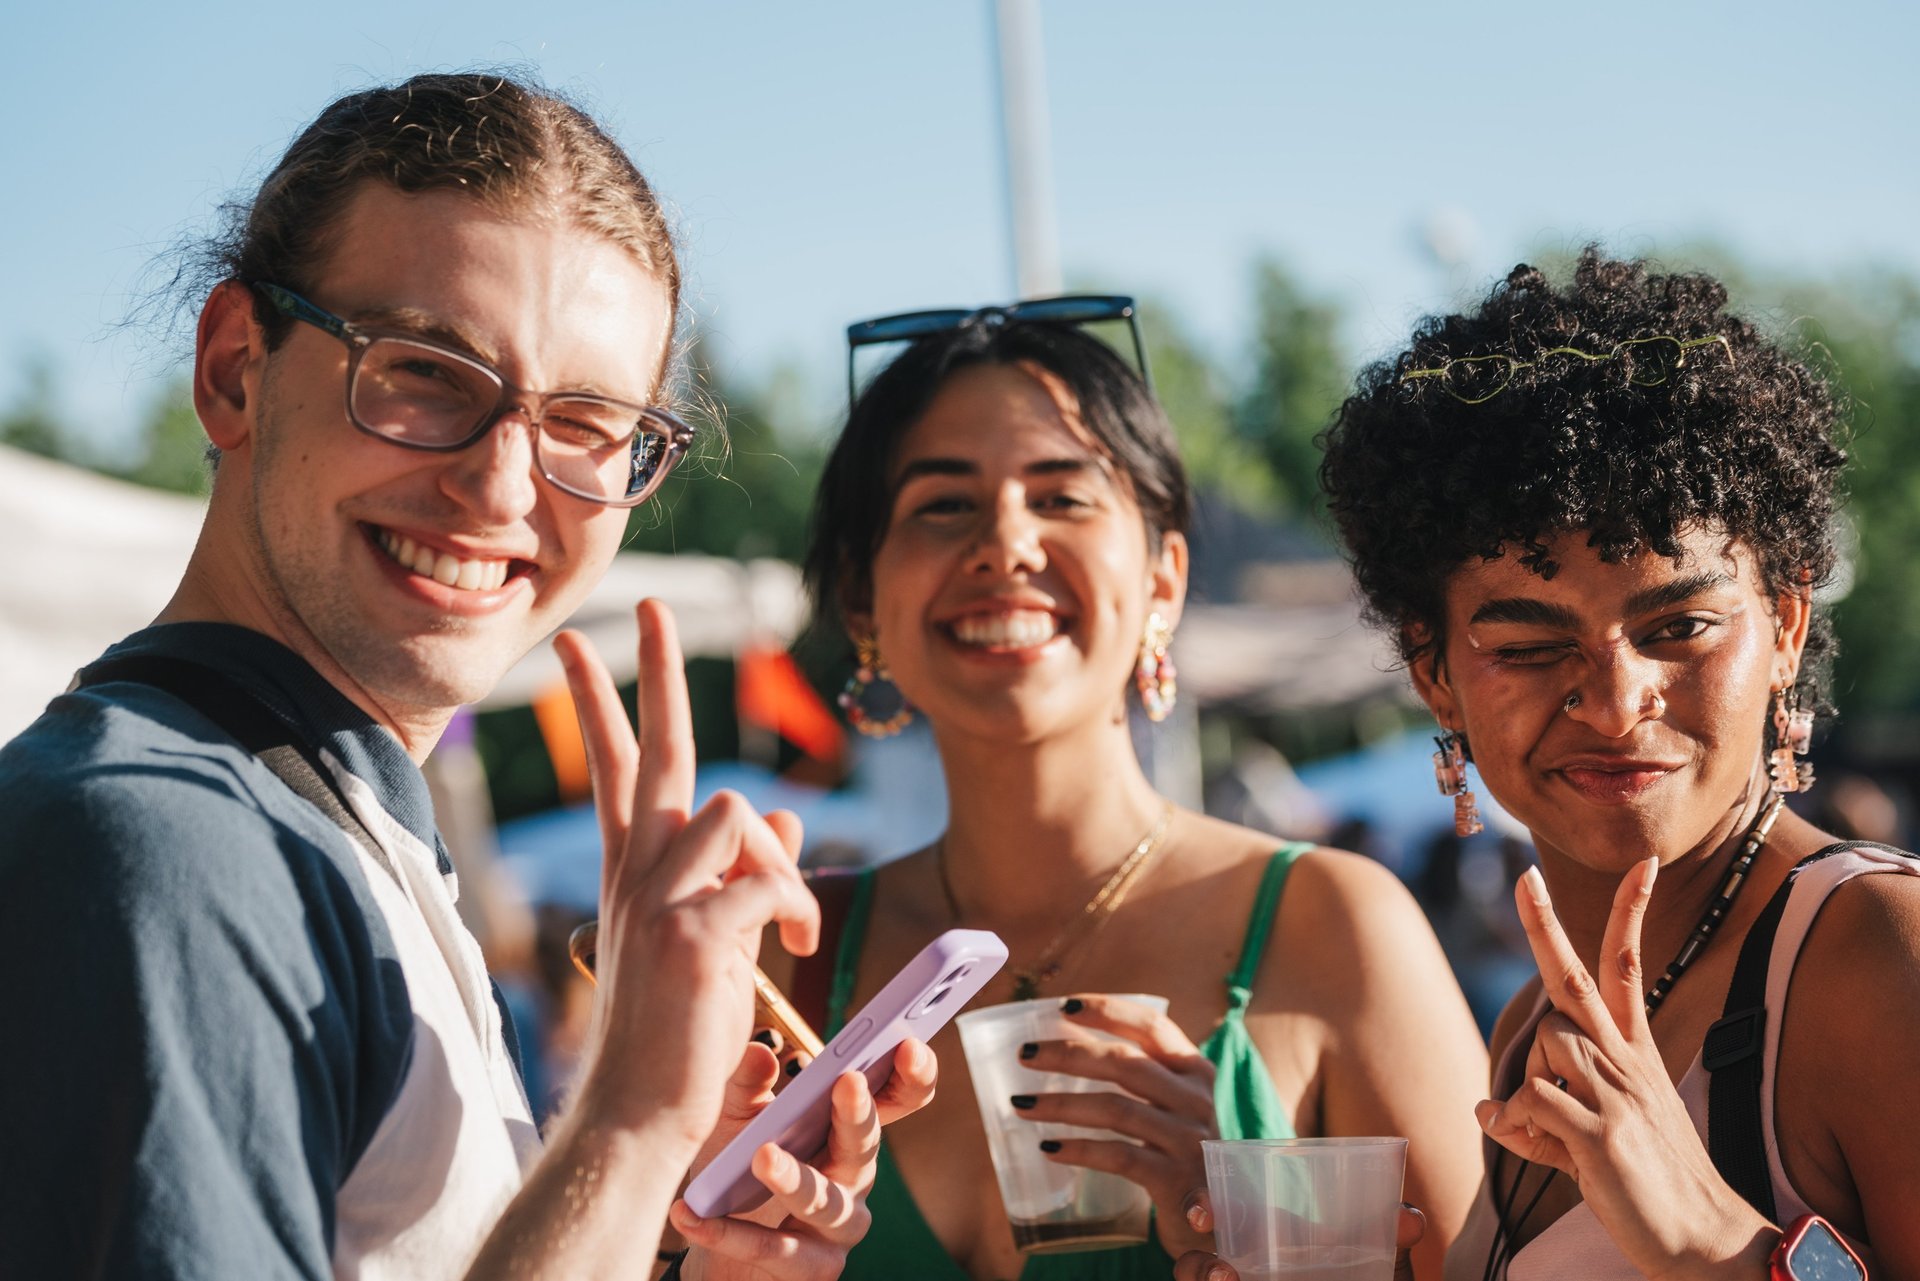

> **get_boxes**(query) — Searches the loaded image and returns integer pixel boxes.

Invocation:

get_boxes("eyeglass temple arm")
[255,282,349,341]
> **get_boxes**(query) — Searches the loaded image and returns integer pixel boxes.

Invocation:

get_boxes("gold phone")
[567,920,824,1060]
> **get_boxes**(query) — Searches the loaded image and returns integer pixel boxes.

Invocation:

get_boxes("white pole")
[992,0,1063,298]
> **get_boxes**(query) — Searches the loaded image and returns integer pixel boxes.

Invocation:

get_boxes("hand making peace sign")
[1475,859,1777,1277]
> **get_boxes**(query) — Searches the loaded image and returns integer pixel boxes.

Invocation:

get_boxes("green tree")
[1134,299,1280,513]
[1781,273,1920,716]
[0,357,79,462]
[1231,258,1349,516]
[115,379,212,496]
[622,349,823,563]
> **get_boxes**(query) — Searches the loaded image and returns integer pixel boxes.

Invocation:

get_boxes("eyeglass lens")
[351,337,670,502]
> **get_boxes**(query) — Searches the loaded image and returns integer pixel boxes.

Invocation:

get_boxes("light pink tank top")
[1442,845,1916,1281]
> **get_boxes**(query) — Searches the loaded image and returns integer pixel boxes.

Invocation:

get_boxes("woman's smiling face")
[1414,527,1809,871]
[856,360,1185,746]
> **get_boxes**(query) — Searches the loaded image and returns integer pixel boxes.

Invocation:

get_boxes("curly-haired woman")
[1284,251,1915,1279]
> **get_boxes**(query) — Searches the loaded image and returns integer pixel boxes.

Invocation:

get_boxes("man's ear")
[1148,530,1190,631]
[1405,625,1459,728]
[193,280,267,453]
[1772,580,1814,688]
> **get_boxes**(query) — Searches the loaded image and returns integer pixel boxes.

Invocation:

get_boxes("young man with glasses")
[0,73,930,1280]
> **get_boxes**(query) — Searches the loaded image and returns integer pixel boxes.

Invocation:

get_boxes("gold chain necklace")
[938,801,1177,1002]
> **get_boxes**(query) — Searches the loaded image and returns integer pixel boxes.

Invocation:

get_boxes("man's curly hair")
[1320,248,1848,714]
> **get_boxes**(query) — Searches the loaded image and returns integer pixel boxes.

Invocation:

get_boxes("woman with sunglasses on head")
[1198,250,1915,1281]
[761,300,1487,1281]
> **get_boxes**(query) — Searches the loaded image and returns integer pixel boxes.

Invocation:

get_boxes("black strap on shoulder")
[77,653,403,891]
[1701,843,1884,1220]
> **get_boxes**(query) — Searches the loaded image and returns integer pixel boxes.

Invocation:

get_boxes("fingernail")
[751,1029,776,1048]
[1521,865,1549,906]
[1010,1094,1037,1110]
[1020,1042,1038,1061]
[1061,998,1085,1014]
[1038,1139,1062,1154]
[1209,1265,1235,1281]
[785,1059,803,1077]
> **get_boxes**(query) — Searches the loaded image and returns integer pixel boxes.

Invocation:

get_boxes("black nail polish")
[1039,1139,1062,1154]
[785,1058,803,1077]
[1010,1094,1037,1110]
[751,1029,776,1048]
[1061,998,1085,1014]
[1020,1042,1039,1061]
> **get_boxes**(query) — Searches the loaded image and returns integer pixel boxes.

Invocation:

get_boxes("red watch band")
[1771,1214,1867,1280]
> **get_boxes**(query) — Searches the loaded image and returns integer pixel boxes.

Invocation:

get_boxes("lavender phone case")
[683,928,1008,1219]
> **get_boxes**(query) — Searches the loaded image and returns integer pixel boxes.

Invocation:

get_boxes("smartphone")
[567,920,825,1059]
[683,928,1009,1219]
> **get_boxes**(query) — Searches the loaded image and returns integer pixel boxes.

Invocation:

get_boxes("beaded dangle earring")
[838,635,913,738]
[1768,684,1816,794]
[1135,612,1177,722]
[1433,729,1484,836]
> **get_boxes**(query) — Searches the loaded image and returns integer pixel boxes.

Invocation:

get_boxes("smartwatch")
[1771,1215,1866,1281]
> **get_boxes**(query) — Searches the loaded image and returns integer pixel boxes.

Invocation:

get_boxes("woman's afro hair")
[1320,248,1848,710]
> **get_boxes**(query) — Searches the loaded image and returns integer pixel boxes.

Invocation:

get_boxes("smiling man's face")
[205,182,672,732]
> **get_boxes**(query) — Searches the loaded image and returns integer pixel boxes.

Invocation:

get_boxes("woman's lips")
[1555,764,1680,804]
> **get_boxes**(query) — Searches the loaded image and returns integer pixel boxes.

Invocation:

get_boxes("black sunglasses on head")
[844,294,1151,404]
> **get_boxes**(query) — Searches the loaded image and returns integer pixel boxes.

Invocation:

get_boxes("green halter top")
[827,843,1310,1281]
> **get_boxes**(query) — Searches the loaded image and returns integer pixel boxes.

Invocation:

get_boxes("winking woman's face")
[1414,527,1808,873]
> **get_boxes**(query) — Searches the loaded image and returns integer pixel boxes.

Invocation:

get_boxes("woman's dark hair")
[804,320,1190,625]
[1320,248,1848,714]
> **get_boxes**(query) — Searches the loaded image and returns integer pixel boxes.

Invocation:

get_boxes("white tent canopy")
[0,445,808,738]
[0,446,206,741]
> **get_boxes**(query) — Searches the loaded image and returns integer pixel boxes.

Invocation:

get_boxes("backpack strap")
[77,652,538,1080]
[76,653,403,892]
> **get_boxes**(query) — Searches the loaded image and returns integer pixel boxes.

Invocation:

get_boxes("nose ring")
[1563,694,1582,713]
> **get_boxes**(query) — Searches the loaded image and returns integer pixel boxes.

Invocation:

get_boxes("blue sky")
[6,0,1915,449]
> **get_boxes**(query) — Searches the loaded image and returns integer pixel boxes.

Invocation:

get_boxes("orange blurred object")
[737,645,845,765]
[532,680,593,804]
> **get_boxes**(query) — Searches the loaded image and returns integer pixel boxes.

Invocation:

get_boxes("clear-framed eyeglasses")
[1397,333,1732,405]
[254,282,695,507]
[844,294,1152,405]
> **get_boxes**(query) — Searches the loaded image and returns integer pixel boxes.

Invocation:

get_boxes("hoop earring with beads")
[839,635,913,738]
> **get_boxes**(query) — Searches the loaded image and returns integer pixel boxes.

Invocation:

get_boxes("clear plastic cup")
[1201,1137,1407,1280]
[956,995,1169,1255]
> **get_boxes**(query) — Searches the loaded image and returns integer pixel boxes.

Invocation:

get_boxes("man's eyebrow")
[351,305,495,362]
[349,305,642,403]
[1625,570,1736,616]
[1467,597,1583,630]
